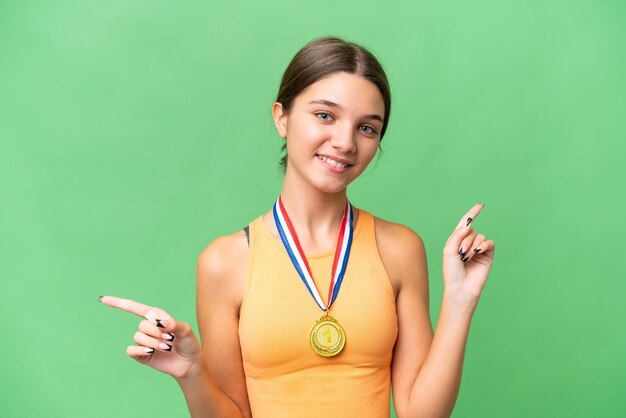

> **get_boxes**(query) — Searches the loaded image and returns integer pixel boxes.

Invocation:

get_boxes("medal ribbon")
[273,196,354,311]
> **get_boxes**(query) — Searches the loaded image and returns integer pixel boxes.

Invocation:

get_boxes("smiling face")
[272,71,385,195]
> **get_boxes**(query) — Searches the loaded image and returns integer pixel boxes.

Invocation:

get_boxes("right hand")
[100,295,203,379]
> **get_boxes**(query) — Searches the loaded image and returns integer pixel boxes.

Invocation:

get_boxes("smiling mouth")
[317,155,353,169]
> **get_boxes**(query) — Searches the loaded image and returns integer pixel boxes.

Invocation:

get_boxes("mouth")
[316,154,353,169]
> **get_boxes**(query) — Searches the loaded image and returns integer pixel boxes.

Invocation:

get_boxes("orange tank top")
[238,209,398,418]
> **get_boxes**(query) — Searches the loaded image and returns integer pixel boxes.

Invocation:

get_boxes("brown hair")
[276,36,391,172]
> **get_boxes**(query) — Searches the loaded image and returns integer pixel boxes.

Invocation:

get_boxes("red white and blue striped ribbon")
[273,196,354,311]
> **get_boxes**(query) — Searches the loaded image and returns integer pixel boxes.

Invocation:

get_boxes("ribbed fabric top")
[239,210,398,418]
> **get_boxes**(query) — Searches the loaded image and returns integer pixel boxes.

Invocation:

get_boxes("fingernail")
[465,217,473,227]
[98,295,103,303]
[145,348,155,354]
[459,246,465,255]
[474,248,481,253]
[159,342,172,351]
[155,319,166,328]
[462,256,470,262]
[163,333,175,342]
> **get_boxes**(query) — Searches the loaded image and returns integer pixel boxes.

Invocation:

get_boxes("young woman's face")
[273,72,385,194]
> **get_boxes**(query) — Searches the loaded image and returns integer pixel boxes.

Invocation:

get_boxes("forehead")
[294,72,385,116]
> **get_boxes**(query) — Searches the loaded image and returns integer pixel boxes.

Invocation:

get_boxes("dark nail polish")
[462,256,470,262]
[164,343,172,352]
[146,348,155,354]
[474,248,481,253]
[465,217,473,227]
[98,295,103,302]
[164,333,175,342]
[156,319,165,328]
[460,251,467,257]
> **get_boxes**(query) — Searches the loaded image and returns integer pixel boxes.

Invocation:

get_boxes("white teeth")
[318,155,348,168]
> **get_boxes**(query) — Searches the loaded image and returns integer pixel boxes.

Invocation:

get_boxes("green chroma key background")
[1,1,624,417]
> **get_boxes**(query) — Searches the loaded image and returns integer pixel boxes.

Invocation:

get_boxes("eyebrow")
[308,100,384,123]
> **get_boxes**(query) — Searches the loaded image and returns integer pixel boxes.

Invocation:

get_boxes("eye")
[360,125,378,135]
[315,112,334,121]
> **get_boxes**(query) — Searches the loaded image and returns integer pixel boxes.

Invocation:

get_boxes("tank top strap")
[355,209,374,243]
[350,209,395,301]
[353,209,382,261]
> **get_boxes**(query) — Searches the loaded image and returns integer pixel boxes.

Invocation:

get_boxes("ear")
[272,102,288,138]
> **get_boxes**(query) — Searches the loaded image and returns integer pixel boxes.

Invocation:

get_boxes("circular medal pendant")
[310,315,346,357]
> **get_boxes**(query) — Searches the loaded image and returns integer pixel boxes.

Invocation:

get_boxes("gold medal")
[274,196,354,358]
[310,314,346,357]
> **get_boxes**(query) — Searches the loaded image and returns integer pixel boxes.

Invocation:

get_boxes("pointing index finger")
[456,203,485,229]
[99,295,155,319]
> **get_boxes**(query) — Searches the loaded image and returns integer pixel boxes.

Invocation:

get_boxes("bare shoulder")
[375,215,432,413]
[196,230,249,313]
[373,216,425,251]
[197,230,248,277]
[372,215,427,296]
[373,215,426,265]
[195,230,253,417]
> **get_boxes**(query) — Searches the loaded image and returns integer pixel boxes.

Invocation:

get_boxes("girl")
[101,36,495,418]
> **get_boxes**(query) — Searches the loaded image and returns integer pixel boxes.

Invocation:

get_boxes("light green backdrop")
[1,1,624,417]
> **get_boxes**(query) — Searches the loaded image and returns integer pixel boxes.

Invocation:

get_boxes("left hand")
[442,203,496,307]
[99,295,204,379]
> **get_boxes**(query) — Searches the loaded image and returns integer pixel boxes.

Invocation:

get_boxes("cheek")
[361,141,380,162]
[299,120,327,139]
[289,121,328,149]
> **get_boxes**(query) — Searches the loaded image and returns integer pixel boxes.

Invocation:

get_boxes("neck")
[280,184,347,231]
[278,175,348,251]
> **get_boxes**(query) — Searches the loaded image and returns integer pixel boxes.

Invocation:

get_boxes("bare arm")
[99,293,244,418]
[100,231,252,417]
[188,232,252,418]
[379,204,496,418]
[175,354,247,418]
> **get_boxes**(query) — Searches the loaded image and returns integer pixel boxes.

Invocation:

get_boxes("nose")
[330,124,357,153]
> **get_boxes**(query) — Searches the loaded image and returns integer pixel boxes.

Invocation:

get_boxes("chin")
[311,177,354,194]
